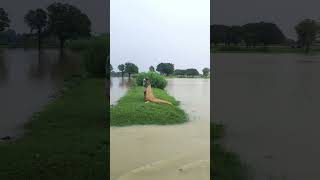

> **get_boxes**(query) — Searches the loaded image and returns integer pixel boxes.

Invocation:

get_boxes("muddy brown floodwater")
[0,49,82,139]
[110,78,210,180]
[110,77,132,105]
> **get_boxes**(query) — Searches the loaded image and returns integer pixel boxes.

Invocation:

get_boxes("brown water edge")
[110,78,210,180]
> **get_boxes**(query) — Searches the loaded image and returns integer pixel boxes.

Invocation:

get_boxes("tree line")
[211,19,320,53]
[211,22,286,47]
[0,3,91,51]
[110,62,210,78]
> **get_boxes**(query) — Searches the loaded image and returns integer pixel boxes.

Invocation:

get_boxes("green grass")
[111,86,188,126]
[0,78,108,180]
[211,123,248,180]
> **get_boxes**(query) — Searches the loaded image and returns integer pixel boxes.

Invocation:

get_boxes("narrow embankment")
[111,79,210,180]
[0,78,107,180]
[212,123,248,180]
[110,86,188,126]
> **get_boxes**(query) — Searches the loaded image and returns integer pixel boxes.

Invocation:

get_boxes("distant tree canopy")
[110,64,113,71]
[202,68,210,77]
[211,22,286,47]
[295,19,319,53]
[0,8,10,32]
[47,3,91,51]
[149,66,155,72]
[185,68,199,77]
[24,9,48,49]
[156,63,174,76]
[24,9,48,33]
[174,68,200,77]
[124,62,138,78]
[118,64,125,77]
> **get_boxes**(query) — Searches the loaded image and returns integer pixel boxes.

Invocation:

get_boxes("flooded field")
[0,49,82,138]
[110,78,210,180]
[213,53,320,180]
[110,77,132,105]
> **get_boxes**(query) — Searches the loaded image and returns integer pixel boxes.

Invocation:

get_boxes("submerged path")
[110,78,210,180]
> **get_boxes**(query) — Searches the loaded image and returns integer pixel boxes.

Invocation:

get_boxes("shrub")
[136,72,167,89]
[68,34,110,77]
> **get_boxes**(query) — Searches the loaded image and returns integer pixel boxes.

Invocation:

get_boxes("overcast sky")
[111,0,210,73]
[1,0,108,33]
[211,0,320,39]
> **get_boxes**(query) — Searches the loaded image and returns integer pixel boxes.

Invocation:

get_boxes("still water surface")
[110,77,132,105]
[110,78,210,180]
[0,49,82,138]
[213,53,320,180]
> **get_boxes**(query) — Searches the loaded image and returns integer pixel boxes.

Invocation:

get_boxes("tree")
[185,68,199,77]
[118,64,125,78]
[174,69,186,76]
[149,66,155,72]
[124,62,138,78]
[229,26,244,45]
[110,64,113,72]
[47,3,91,52]
[211,25,229,46]
[24,9,48,50]
[0,8,10,32]
[202,68,210,77]
[156,63,174,76]
[295,19,318,53]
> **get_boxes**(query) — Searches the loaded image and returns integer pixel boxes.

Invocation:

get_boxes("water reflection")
[110,77,133,105]
[0,48,82,138]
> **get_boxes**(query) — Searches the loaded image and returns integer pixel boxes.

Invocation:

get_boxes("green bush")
[136,72,167,89]
[68,34,110,77]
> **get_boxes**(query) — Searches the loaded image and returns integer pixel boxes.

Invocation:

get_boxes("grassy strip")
[111,86,187,126]
[211,123,248,180]
[0,78,107,180]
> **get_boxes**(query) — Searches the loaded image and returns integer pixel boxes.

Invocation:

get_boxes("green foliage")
[174,69,186,76]
[118,64,125,72]
[24,8,48,49]
[24,9,48,33]
[111,86,187,126]
[124,62,139,77]
[149,66,155,72]
[83,38,109,77]
[0,8,10,32]
[185,68,199,76]
[68,35,110,77]
[0,79,107,180]
[47,2,91,49]
[173,68,199,77]
[156,63,174,76]
[117,64,125,77]
[202,67,210,77]
[295,19,319,53]
[211,22,286,47]
[136,72,167,89]
[211,123,248,180]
